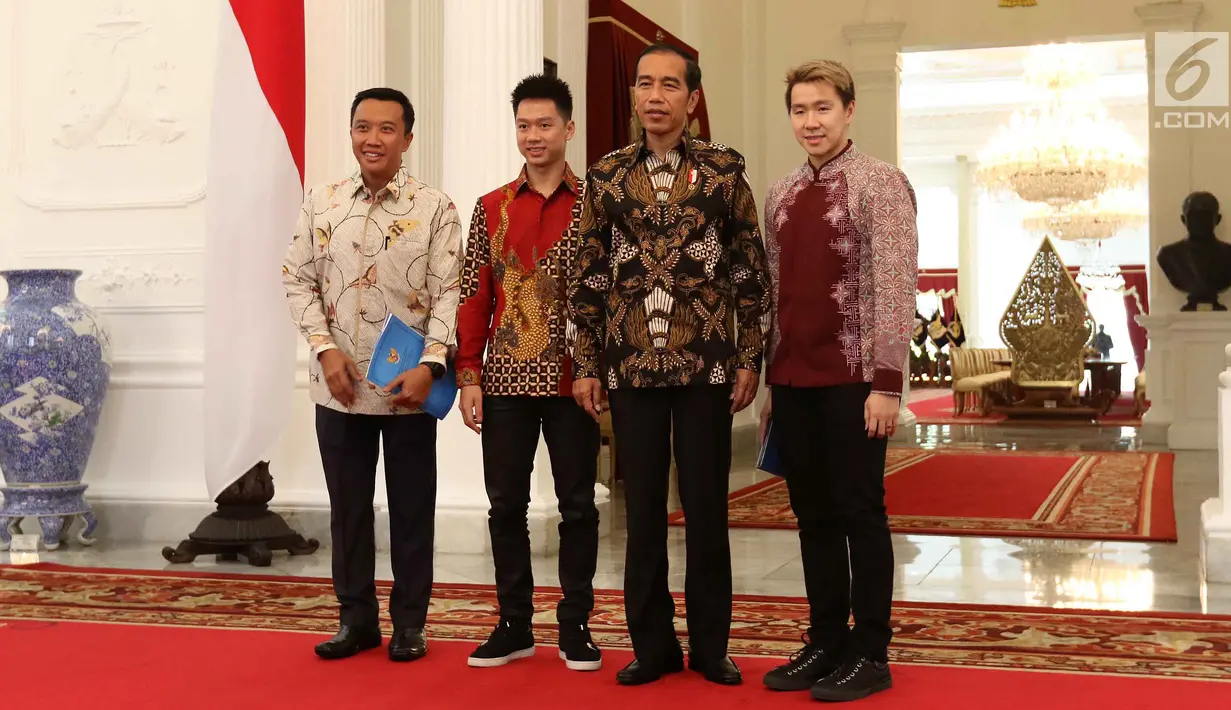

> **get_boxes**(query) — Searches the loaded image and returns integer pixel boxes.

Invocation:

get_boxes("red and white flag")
[203,0,304,498]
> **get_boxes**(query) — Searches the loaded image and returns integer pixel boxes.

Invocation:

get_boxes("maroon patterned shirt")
[763,141,919,396]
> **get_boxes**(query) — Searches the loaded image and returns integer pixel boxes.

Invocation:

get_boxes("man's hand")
[573,377,604,422]
[864,392,899,438]
[730,369,759,414]
[385,364,434,409]
[319,349,362,407]
[759,388,772,445]
[459,384,483,434]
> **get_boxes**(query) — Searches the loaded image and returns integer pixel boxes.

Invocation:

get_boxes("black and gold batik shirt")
[566,134,771,390]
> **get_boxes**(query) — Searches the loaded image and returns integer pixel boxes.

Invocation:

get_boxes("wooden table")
[986,358,1125,417]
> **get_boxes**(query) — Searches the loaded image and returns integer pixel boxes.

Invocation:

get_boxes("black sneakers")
[762,634,841,691]
[467,618,536,667]
[810,656,893,702]
[557,622,603,671]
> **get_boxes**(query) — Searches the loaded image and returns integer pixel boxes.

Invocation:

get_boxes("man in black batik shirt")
[566,43,771,688]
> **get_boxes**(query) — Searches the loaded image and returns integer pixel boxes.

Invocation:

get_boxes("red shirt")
[456,165,580,396]
[763,142,919,395]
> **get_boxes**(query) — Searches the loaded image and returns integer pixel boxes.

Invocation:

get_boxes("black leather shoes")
[689,655,742,685]
[615,655,685,686]
[314,625,382,660]
[388,627,428,662]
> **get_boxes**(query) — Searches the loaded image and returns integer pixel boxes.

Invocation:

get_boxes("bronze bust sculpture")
[1157,191,1231,311]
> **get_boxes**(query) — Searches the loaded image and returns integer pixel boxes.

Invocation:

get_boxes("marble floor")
[10,414,1229,618]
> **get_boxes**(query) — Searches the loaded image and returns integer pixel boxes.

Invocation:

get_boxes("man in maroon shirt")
[455,74,601,673]
[759,60,918,702]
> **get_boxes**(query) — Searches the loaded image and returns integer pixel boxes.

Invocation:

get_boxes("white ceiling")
[900,39,1149,162]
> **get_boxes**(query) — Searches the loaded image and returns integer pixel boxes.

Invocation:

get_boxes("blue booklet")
[365,313,458,420]
[757,417,785,477]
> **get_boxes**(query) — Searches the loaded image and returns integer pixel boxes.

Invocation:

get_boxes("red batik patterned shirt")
[456,165,581,396]
[763,140,919,396]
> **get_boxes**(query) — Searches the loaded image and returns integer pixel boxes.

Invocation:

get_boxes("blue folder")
[365,313,458,420]
[757,417,785,477]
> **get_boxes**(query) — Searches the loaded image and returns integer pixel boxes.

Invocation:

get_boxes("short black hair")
[511,74,574,120]
[636,43,702,93]
[350,87,415,134]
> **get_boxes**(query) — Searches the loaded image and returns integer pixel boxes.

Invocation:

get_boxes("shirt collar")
[350,166,413,201]
[511,163,580,197]
[626,130,694,167]
[806,139,857,181]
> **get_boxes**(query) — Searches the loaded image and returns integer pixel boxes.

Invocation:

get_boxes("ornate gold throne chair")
[997,237,1094,415]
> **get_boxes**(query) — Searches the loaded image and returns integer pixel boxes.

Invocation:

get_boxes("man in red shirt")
[759,60,918,702]
[455,74,601,673]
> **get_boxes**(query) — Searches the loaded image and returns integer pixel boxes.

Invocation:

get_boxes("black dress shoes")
[388,627,428,662]
[615,655,685,686]
[314,625,382,660]
[689,655,743,685]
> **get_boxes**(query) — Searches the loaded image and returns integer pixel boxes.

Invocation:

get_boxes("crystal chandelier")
[1022,188,1148,242]
[1076,257,1126,292]
[976,44,1146,207]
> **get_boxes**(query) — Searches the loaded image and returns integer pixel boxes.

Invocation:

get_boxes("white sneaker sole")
[467,647,536,667]
[559,650,602,671]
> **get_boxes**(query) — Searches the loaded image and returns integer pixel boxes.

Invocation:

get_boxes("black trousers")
[315,405,437,630]
[608,385,734,665]
[481,395,600,625]
[773,383,894,661]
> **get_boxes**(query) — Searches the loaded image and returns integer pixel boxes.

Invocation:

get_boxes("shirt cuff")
[418,342,448,368]
[457,367,481,388]
[312,341,338,358]
[871,368,903,396]
[572,359,600,380]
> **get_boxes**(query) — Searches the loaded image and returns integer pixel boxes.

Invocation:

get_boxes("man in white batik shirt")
[282,87,461,664]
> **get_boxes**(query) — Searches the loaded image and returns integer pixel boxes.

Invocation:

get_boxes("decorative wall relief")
[0,269,112,552]
[82,257,197,300]
[12,0,216,210]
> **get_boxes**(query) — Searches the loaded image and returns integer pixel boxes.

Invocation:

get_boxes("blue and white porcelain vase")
[0,269,110,551]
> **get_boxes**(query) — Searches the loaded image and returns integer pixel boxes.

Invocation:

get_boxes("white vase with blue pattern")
[0,269,111,551]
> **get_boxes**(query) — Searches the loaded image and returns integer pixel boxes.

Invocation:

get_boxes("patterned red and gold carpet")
[671,449,1176,541]
[2,564,1228,707]
[908,393,1143,426]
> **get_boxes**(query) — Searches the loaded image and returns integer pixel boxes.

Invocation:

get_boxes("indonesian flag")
[203,0,304,499]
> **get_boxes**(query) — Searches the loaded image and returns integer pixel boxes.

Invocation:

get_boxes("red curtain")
[1120,265,1149,372]
[1064,264,1149,371]
[586,0,712,165]
[917,268,957,320]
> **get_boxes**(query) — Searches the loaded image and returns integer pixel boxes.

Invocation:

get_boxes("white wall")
[1,0,221,504]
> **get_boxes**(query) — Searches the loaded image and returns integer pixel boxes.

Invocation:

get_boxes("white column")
[303,0,387,187]
[555,0,588,173]
[956,155,980,345]
[345,1,387,97]
[405,0,444,187]
[843,22,915,434]
[443,0,541,228]
[841,23,904,166]
[1136,2,1202,317]
[1202,343,1231,583]
[337,0,388,181]
[1135,2,1203,440]
[438,0,588,556]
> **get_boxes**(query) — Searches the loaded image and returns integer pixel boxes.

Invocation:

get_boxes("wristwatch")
[423,362,446,380]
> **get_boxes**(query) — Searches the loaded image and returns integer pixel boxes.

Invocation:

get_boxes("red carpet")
[2,565,1230,708]
[4,620,1229,709]
[671,449,1176,541]
[909,393,1143,425]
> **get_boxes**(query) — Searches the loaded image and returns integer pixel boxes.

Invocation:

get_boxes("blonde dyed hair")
[784,60,855,110]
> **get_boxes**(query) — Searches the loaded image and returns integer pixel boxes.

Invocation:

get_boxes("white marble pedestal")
[1137,312,1231,450]
[1201,344,1231,583]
